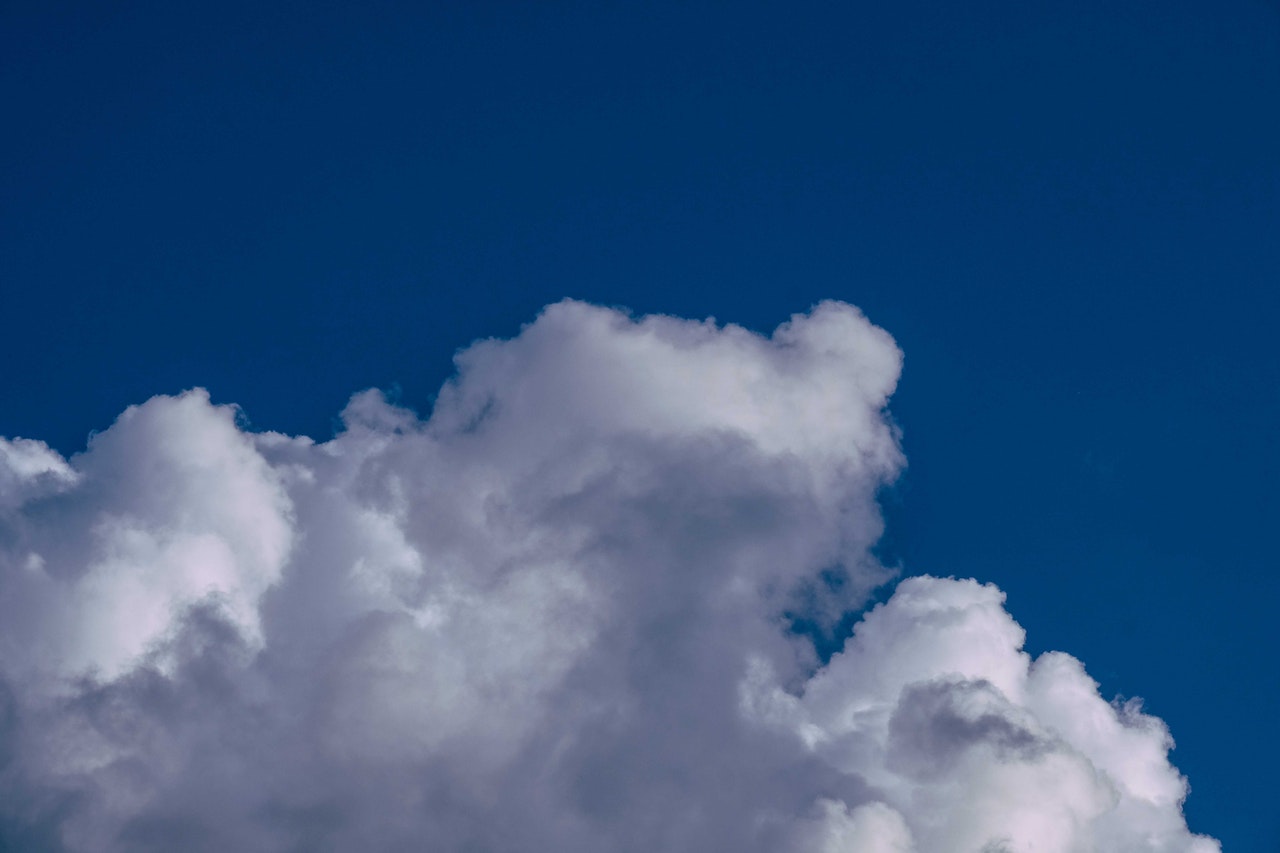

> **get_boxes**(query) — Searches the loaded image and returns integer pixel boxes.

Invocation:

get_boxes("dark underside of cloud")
[0,301,1217,852]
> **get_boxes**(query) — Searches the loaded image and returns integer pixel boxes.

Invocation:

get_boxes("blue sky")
[2,1,1277,848]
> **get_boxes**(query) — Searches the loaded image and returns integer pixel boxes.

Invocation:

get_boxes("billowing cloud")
[0,300,1217,851]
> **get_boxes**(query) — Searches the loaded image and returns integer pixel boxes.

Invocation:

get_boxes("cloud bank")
[0,301,1217,851]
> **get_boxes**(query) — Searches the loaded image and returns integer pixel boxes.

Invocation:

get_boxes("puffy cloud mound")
[0,300,1217,852]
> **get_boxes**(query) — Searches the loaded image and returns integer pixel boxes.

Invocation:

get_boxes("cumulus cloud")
[0,300,1217,851]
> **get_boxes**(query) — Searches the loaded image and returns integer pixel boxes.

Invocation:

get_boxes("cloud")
[0,300,1217,851]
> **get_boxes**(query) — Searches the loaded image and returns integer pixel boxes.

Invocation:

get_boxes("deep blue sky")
[3,1,1277,847]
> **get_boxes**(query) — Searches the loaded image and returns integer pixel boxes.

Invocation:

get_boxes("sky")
[1,1,1277,850]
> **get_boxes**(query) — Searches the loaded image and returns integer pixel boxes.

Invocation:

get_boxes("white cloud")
[0,435,77,510]
[0,390,293,685]
[0,300,1217,851]
[751,575,1219,852]
[786,800,915,853]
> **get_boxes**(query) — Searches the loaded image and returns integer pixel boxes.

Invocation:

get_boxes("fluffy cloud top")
[0,301,1217,851]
